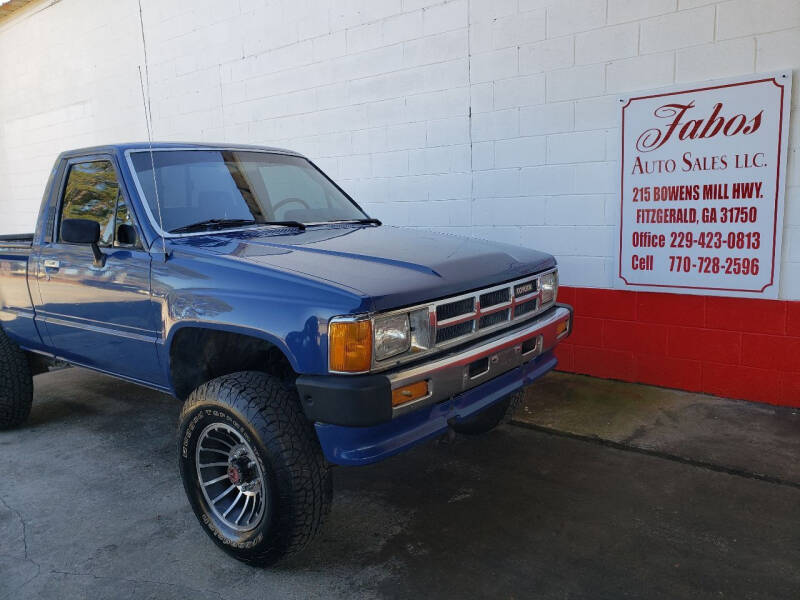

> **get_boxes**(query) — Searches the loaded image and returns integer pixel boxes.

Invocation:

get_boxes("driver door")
[34,156,163,384]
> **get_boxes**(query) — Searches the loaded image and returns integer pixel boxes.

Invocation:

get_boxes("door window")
[60,161,120,247]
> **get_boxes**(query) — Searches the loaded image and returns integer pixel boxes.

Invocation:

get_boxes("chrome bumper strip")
[389,306,571,417]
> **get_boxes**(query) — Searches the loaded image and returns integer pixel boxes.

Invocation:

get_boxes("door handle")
[43,259,60,269]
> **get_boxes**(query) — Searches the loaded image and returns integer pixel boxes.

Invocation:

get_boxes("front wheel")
[178,371,332,566]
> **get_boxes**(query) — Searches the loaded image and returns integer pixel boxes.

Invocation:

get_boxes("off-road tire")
[0,327,33,429]
[178,371,332,566]
[451,389,524,435]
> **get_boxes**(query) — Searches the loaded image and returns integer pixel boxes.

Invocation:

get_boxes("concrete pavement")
[1,367,799,599]
[515,372,800,484]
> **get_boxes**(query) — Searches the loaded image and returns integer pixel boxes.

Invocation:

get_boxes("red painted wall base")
[555,286,800,408]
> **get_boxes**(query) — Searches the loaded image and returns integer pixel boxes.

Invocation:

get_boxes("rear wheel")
[450,390,524,435]
[178,371,332,565]
[0,328,33,429]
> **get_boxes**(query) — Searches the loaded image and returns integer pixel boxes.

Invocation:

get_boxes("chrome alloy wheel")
[195,423,267,532]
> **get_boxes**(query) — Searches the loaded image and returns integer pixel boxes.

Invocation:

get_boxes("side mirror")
[61,218,100,244]
[116,224,138,246]
[61,219,106,267]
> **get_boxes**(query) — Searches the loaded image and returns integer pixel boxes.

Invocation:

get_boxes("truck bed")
[0,233,33,248]
[0,237,36,346]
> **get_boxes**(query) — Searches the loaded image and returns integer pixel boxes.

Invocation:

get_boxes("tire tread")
[179,371,331,565]
[0,328,33,429]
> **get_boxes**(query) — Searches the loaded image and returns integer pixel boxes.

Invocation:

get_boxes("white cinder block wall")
[0,0,798,296]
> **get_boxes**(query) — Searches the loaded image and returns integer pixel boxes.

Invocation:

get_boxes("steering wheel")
[272,197,311,215]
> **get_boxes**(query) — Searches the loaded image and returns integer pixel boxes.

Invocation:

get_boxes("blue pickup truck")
[0,143,572,564]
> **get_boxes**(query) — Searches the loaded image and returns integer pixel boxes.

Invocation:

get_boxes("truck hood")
[172,225,556,311]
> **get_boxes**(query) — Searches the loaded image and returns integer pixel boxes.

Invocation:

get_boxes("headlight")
[540,270,558,304]
[373,313,410,361]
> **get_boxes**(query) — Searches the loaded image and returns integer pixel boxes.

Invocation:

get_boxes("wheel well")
[169,328,295,400]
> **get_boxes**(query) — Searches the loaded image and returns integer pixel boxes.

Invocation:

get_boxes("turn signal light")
[329,320,372,372]
[555,319,569,338]
[392,380,429,407]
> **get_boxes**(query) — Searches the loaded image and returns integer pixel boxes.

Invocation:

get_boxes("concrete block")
[547,65,605,102]
[387,122,428,150]
[521,164,577,196]
[423,0,468,36]
[468,0,517,24]
[494,136,547,168]
[470,82,494,113]
[545,194,608,225]
[372,150,409,176]
[608,0,676,25]
[547,0,606,37]
[491,9,546,49]
[574,161,616,194]
[383,10,425,45]
[473,168,521,197]
[406,87,469,121]
[717,0,800,40]
[470,108,520,141]
[472,196,548,225]
[520,102,575,136]
[757,29,800,72]
[519,36,575,75]
[576,23,639,65]
[472,141,495,170]
[427,116,471,146]
[404,29,468,68]
[676,38,756,83]
[493,74,546,110]
[606,52,674,93]
[547,130,607,164]
[639,6,714,54]
[575,96,622,130]
[470,47,518,84]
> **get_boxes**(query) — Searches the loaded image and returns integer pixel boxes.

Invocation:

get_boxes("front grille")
[478,309,509,329]
[366,270,557,372]
[430,271,555,351]
[479,288,509,308]
[436,297,474,322]
[436,320,474,343]
[514,299,537,317]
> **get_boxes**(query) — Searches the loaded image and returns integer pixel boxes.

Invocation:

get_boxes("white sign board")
[616,72,792,298]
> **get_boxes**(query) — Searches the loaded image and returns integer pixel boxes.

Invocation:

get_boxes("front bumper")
[296,303,572,465]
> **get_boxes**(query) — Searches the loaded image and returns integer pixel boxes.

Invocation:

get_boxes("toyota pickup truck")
[0,143,572,565]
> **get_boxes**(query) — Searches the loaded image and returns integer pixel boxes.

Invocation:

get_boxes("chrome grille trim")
[369,268,558,372]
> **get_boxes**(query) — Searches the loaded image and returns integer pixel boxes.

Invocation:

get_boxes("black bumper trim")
[296,373,392,427]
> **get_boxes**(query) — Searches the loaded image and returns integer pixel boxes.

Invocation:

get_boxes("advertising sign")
[616,72,792,298]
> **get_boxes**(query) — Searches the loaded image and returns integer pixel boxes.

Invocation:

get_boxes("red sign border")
[618,76,787,294]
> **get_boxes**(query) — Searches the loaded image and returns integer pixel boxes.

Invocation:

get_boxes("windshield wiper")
[170,219,309,234]
[323,218,382,226]
[261,220,306,230]
[169,218,257,234]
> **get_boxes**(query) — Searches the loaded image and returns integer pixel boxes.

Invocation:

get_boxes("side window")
[60,161,119,247]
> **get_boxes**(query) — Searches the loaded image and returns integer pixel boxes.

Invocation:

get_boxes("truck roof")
[57,142,304,159]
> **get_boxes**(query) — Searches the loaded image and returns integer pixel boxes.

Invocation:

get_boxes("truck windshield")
[129,150,367,233]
